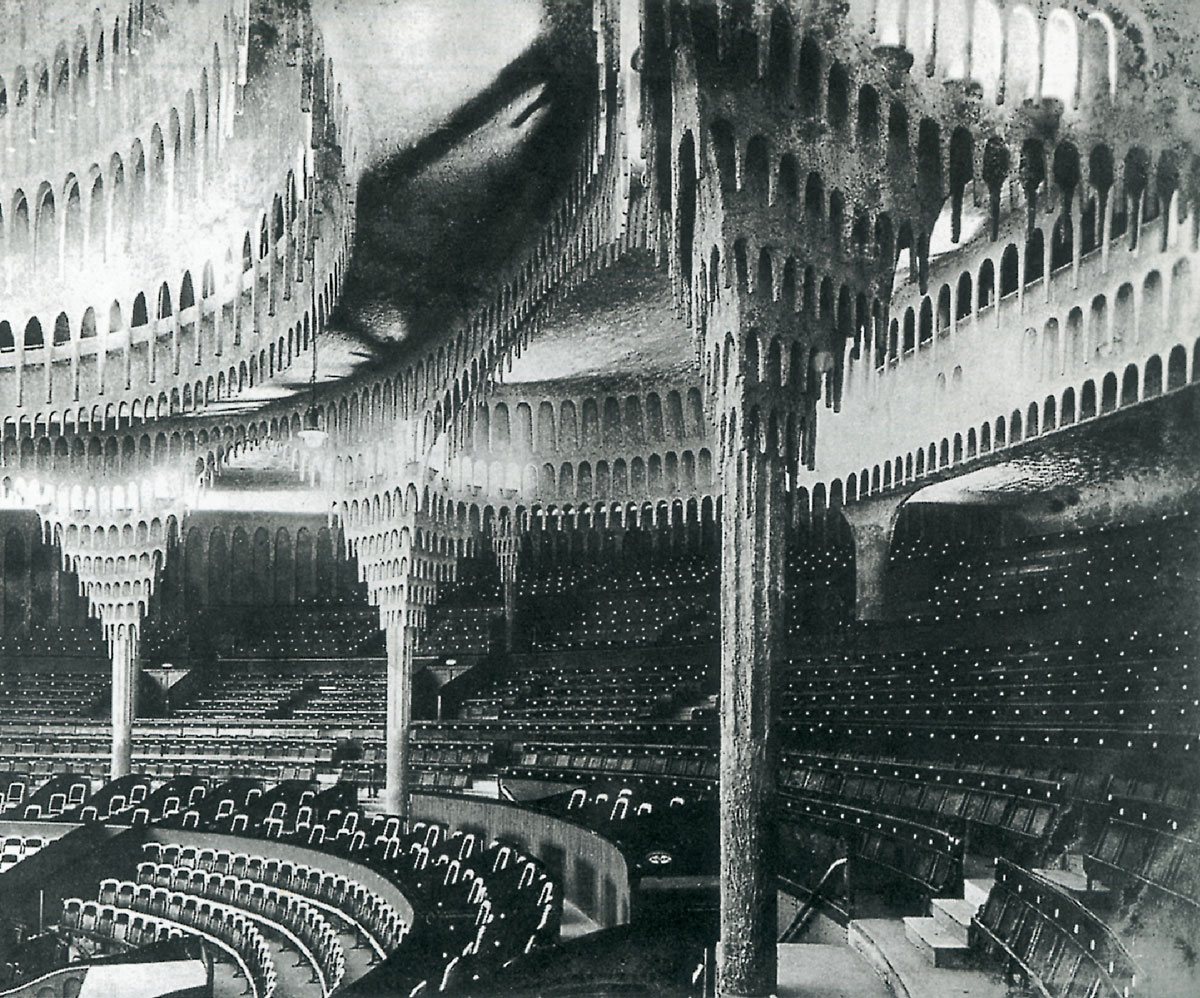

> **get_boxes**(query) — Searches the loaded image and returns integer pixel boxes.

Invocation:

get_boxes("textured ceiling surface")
[501,254,698,391]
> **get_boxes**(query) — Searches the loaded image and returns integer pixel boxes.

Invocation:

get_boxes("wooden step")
[903,917,973,969]
[930,897,978,944]
[963,877,993,909]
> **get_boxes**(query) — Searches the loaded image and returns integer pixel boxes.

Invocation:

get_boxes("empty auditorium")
[0,1,1196,996]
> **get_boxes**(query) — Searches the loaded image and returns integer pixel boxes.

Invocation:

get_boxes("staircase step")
[963,877,993,909]
[850,918,1007,998]
[903,917,973,969]
[930,897,978,942]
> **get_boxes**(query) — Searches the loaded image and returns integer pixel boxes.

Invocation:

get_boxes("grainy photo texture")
[0,1,1196,996]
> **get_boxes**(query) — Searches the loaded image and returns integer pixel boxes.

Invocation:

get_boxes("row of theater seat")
[229,605,385,659]
[62,897,279,998]
[532,590,716,649]
[291,672,388,725]
[0,670,107,721]
[1086,803,1200,911]
[0,834,47,872]
[519,552,718,650]
[174,668,314,720]
[973,859,1136,998]
[894,512,1198,623]
[420,605,500,656]
[33,773,564,997]
[140,841,407,954]
[458,650,715,723]
[518,554,717,597]
[778,790,963,903]
[779,749,1064,864]
[113,871,346,994]
[776,626,1197,752]
[0,625,106,657]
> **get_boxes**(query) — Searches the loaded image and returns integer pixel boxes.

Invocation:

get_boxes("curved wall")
[411,792,632,929]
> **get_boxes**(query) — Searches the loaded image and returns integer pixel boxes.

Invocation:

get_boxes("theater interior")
[0,1,1197,996]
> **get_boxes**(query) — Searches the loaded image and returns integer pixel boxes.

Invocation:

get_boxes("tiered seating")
[892,512,1199,624]
[778,791,963,904]
[521,552,718,650]
[3,773,91,819]
[1086,804,1200,911]
[0,834,47,872]
[409,734,493,790]
[778,628,1196,753]
[290,669,387,726]
[785,538,856,636]
[66,775,155,823]
[779,749,1066,863]
[973,858,1137,998]
[227,601,384,659]
[157,781,560,995]
[507,740,716,790]
[121,867,347,993]
[62,889,278,998]
[0,669,107,720]
[458,649,715,723]
[541,587,715,648]
[531,783,717,878]
[0,625,106,662]
[174,668,314,720]
[140,842,407,955]
[420,605,500,656]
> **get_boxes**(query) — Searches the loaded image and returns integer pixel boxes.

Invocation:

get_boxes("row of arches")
[1,2,196,164]
[808,338,1200,509]
[869,0,1118,109]
[171,522,354,609]
[704,112,1186,297]
[462,448,716,502]
[881,247,1192,372]
[1,68,221,281]
[676,2,1120,113]
[0,169,347,422]
[469,388,707,456]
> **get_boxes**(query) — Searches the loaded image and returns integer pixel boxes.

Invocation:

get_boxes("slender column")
[111,622,139,779]
[384,613,416,820]
[718,437,785,998]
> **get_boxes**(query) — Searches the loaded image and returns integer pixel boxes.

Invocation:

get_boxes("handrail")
[779,857,847,942]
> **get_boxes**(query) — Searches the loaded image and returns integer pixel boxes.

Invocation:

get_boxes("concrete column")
[384,616,415,820]
[717,442,785,998]
[841,494,909,622]
[111,622,139,779]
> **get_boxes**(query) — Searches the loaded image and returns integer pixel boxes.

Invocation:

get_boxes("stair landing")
[776,942,891,998]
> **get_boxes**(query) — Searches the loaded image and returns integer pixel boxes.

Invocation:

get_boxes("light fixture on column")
[299,323,328,449]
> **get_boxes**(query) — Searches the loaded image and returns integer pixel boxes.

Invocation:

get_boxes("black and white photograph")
[0,1,1196,996]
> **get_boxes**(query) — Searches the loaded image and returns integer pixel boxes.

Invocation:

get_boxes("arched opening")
[978,259,995,309]
[999,244,1019,297]
[1100,372,1118,412]
[1121,364,1139,406]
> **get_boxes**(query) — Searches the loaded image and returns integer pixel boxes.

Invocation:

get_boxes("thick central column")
[718,438,786,998]
[111,622,139,779]
[384,615,416,820]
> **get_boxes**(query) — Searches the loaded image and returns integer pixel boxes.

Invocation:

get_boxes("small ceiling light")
[299,330,328,449]
[300,396,327,449]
